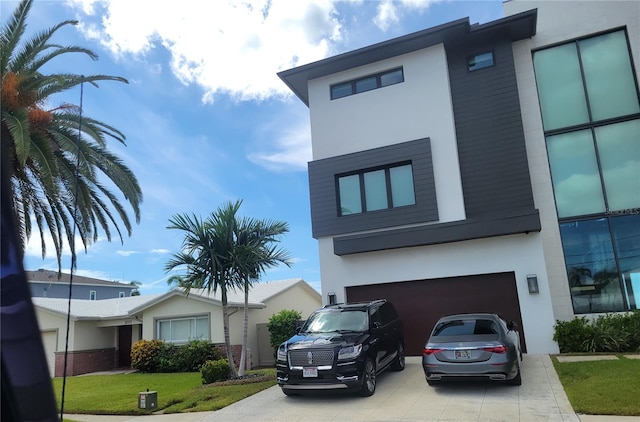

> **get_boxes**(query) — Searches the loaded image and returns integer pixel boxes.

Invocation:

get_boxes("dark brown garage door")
[346,272,525,356]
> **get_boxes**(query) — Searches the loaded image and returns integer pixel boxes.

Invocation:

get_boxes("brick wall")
[54,348,116,377]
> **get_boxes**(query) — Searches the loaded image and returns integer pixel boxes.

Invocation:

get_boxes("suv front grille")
[289,349,334,367]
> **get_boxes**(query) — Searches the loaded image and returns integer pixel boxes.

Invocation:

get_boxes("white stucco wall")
[140,294,225,343]
[308,45,466,223]
[505,0,640,322]
[319,233,558,354]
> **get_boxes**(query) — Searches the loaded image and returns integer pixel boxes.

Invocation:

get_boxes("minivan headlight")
[277,345,287,361]
[338,344,362,360]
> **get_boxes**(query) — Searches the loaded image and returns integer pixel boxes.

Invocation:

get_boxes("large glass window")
[337,163,415,216]
[157,316,209,343]
[534,29,640,314]
[534,30,639,131]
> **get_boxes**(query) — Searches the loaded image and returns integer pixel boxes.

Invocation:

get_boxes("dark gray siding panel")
[446,36,537,219]
[334,209,541,255]
[308,138,438,238]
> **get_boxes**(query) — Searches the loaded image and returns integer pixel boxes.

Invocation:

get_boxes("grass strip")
[52,369,276,415]
[552,355,640,416]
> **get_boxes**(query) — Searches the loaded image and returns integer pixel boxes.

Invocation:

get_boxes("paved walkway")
[65,355,640,422]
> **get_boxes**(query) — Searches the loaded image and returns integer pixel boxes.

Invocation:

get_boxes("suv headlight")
[338,344,362,360]
[277,345,287,361]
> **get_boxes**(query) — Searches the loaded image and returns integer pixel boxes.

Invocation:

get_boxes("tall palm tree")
[165,201,244,378]
[1,0,142,272]
[233,215,291,376]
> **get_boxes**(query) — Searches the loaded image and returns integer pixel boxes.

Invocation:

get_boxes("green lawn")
[552,355,640,416]
[52,369,276,415]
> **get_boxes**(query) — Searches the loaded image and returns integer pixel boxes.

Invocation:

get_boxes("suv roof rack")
[323,299,387,309]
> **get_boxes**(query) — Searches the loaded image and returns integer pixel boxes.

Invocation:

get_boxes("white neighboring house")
[278,0,640,356]
[33,278,321,377]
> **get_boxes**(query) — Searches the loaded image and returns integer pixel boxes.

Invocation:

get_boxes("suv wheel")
[359,358,376,396]
[391,341,405,371]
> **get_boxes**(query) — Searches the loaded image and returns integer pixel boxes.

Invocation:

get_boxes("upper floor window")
[533,30,640,132]
[468,52,494,71]
[337,163,415,216]
[331,68,404,100]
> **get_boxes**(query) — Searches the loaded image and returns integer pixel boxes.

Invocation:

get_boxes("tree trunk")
[221,288,238,378]
[238,279,249,377]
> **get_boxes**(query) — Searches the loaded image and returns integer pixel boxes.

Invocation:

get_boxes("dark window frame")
[533,28,640,314]
[330,67,404,100]
[336,161,415,216]
[467,51,495,72]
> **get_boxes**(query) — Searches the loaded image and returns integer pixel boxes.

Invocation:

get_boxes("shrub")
[131,339,225,373]
[173,340,224,372]
[554,311,640,353]
[201,359,231,384]
[267,309,302,354]
[131,339,164,372]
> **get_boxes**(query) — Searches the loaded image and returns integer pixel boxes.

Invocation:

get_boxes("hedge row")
[553,310,640,353]
[131,339,224,373]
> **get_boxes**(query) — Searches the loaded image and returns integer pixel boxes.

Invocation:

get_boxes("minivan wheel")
[359,358,376,396]
[391,342,405,371]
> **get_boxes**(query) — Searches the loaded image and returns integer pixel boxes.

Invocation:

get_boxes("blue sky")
[5,0,504,295]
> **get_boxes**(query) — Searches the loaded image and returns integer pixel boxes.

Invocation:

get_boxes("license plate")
[455,350,471,359]
[303,367,318,377]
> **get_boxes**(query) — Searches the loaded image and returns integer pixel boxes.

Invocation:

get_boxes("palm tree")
[1,0,142,273]
[233,215,291,376]
[165,202,243,378]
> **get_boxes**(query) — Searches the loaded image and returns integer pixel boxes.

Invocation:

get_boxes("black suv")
[276,300,404,396]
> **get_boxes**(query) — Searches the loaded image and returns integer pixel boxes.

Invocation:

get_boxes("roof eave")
[278,9,537,106]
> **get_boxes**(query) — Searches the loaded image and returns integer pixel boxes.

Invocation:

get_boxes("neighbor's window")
[331,67,404,100]
[338,163,415,215]
[89,291,96,300]
[119,292,126,298]
[468,52,494,71]
[157,316,209,343]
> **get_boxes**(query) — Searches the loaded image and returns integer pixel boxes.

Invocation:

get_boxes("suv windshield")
[302,309,368,333]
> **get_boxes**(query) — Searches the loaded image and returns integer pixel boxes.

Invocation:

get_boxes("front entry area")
[346,272,526,356]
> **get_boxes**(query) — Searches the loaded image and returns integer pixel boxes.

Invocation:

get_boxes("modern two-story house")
[278,0,639,355]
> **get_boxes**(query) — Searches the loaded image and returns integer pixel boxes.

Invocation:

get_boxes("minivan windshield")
[302,309,368,333]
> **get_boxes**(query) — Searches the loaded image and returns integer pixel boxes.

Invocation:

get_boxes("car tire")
[282,388,299,396]
[359,358,376,396]
[506,363,522,386]
[426,378,439,386]
[391,342,405,371]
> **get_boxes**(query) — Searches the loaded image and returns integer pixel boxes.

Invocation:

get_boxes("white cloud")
[65,0,343,103]
[374,0,441,31]
[116,250,138,256]
[150,249,170,254]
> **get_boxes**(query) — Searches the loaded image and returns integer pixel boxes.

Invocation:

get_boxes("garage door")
[41,331,57,377]
[346,272,525,356]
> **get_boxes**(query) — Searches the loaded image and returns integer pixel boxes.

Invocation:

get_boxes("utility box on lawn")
[138,391,157,410]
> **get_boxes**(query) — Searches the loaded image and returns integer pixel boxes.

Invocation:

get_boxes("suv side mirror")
[507,321,518,331]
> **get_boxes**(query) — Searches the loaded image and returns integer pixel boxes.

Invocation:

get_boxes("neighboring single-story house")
[277,0,639,356]
[33,278,321,376]
[28,269,137,299]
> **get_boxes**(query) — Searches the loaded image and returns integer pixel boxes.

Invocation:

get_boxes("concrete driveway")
[197,354,578,422]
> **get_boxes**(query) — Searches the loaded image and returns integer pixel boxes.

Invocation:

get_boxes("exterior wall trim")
[333,209,541,255]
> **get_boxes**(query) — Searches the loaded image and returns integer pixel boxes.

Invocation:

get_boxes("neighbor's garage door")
[346,272,525,356]
[41,331,57,377]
